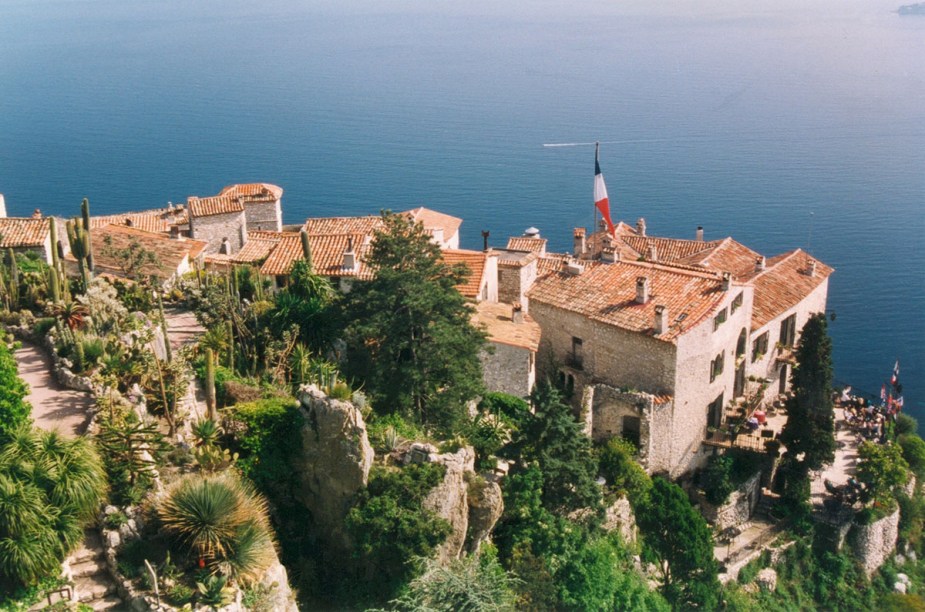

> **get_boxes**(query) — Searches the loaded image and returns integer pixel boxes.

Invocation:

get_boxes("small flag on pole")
[594,143,616,235]
[881,384,887,402]
[895,395,905,410]
[891,360,900,386]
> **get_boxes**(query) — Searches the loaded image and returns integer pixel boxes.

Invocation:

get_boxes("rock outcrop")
[850,508,900,577]
[466,476,504,554]
[602,496,637,545]
[420,446,476,563]
[292,385,374,550]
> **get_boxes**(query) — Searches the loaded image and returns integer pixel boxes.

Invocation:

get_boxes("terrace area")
[703,382,788,454]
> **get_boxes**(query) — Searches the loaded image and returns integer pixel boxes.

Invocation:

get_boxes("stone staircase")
[69,529,125,611]
[754,489,780,520]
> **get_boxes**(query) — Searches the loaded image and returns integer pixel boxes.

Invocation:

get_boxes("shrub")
[33,317,56,338]
[328,382,352,400]
[900,434,925,480]
[598,437,651,501]
[897,414,919,437]
[702,455,736,505]
[367,413,427,453]
[165,582,195,606]
[0,342,30,442]
[479,392,530,428]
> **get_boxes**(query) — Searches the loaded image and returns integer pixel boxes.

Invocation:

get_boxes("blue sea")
[1,0,923,415]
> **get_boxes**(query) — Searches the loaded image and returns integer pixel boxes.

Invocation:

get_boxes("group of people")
[839,386,896,445]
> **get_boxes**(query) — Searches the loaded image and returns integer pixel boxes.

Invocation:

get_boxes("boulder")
[756,568,778,591]
[421,446,475,563]
[895,582,907,594]
[291,385,374,551]
[602,496,638,545]
[466,477,504,554]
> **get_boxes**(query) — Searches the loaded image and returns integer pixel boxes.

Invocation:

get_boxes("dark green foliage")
[478,392,531,429]
[346,464,452,602]
[464,413,506,470]
[0,342,30,442]
[33,317,56,338]
[343,211,486,433]
[96,416,169,504]
[597,437,651,501]
[226,397,302,495]
[702,454,736,505]
[501,381,600,517]
[857,440,909,512]
[897,414,919,437]
[269,259,336,352]
[900,434,925,480]
[636,477,720,609]
[780,313,837,474]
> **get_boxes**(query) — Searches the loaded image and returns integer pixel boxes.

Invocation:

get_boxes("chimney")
[755,256,766,272]
[481,230,490,252]
[806,259,816,277]
[636,276,650,304]
[721,271,731,291]
[566,260,584,276]
[646,244,658,262]
[573,227,587,257]
[696,226,704,242]
[32,208,42,219]
[0,194,6,218]
[636,217,647,237]
[654,305,668,334]
[343,236,357,271]
[512,302,524,324]
[601,246,618,264]
[169,225,180,240]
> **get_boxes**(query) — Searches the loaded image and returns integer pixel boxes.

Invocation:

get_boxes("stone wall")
[497,258,537,310]
[190,210,247,254]
[244,200,282,232]
[850,508,900,577]
[602,496,637,545]
[700,471,762,531]
[480,341,534,398]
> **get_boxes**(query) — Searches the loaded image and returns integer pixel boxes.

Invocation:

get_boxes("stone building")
[524,219,832,478]
[219,183,283,232]
[472,301,540,398]
[187,194,248,255]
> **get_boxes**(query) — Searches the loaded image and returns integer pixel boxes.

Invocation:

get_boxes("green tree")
[597,437,652,502]
[502,381,600,517]
[0,342,30,443]
[387,552,518,612]
[857,441,909,511]
[899,434,925,480]
[344,212,486,432]
[269,259,336,353]
[636,477,720,609]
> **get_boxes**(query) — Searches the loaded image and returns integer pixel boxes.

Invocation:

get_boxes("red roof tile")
[675,237,762,279]
[0,217,50,248]
[259,233,372,279]
[621,235,721,262]
[188,195,245,218]
[506,236,547,254]
[219,183,283,202]
[302,216,383,236]
[90,208,184,234]
[441,249,488,299]
[750,249,834,330]
[78,225,206,279]
[404,207,462,241]
[528,260,729,342]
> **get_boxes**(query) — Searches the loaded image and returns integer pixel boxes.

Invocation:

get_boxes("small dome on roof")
[524,227,540,237]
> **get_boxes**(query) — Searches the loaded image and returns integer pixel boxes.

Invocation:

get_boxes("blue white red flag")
[594,143,616,236]
[892,360,900,386]
[895,395,904,409]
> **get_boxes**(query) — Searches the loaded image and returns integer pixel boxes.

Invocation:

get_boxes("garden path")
[810,407,859,507]
[163,307,208,422]
[16,340,93,436]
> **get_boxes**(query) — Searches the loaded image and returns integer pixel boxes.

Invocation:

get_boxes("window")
[731,292,743,314]
[713,308,727,331]
[751,331,769,362]
[568,337,583,370]
[779,314,797,347]
[710,352,725,382]
[622,416,641,448]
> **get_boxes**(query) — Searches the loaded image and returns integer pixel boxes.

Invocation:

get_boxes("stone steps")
[69,528,125,610]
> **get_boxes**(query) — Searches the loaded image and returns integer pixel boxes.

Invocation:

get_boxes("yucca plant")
[192,419,222,448]
[158,473,274,583]
[197,574,235,607]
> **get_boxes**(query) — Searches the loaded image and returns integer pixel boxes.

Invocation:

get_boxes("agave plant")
[52,300,89,331]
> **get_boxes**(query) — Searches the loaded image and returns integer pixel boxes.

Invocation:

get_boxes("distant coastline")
[898,2,925,15]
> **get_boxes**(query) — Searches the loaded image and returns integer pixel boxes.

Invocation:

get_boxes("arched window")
[736,328,747,358]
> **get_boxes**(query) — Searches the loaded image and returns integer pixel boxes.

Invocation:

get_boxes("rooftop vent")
[566,260,584,276]
[601,246,618,264]
[755,256,766,272]
[646,244,658,262]
[512,302,524,324]
[805,259,816,277]
[721,271,731,291]
[343,236,357,272]
[524,227,540,238]
[696,226,704,242]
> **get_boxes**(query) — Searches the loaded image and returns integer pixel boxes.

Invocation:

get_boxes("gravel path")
[15,340,93,436]
[810,407,859,507]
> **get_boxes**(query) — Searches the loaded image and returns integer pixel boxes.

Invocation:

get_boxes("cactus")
[226,320,234,370]
[74,340,85,372]
[205,348,217,421]
[7,248,19,309]
[81,198,94,272]
[254,272,264,301]
[48,265,60,304]
[300,230,312,268]
[231,266,239,298]
[66,218,91,290]
[157,292,172,362]
[48,218,61,303]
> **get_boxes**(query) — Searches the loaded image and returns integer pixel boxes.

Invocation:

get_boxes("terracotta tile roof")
[0,217,50,248]
[496,249,538,268]
[79,225,206,279]
[621,235,721,262]
[750,249,834,330]
[219,183,283,201]
[248,230,288,240]
[302,216,383,236]
[188,195,245,218]
[472,302,541,351]
[441,249,488,299]
[506,236,547,254]
[90,208,184,234]
[536,255,602,278]
[528,260,729,343]
[404,207,462,241]
[231,237,283,264]
[676,237,763,279]
[260,233,372,279]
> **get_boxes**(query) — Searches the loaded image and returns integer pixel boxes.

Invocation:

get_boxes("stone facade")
[497,253,538,310]
[700,471,762,531]
[480,341,535,398]
[850,509,900,577]
[244,199,282,232]
[189,210,247,254]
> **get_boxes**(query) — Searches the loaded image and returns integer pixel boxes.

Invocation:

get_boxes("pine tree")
[344,211,486,432]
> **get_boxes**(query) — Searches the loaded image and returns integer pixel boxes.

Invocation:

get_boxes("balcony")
[564,352,583,370]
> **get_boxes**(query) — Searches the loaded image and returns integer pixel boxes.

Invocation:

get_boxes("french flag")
[891,360,900,386]
[594,143,616,235]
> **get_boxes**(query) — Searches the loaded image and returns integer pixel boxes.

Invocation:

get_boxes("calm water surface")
[1,0,922,414]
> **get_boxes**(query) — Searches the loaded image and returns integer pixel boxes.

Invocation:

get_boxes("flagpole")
[594,141,600,238]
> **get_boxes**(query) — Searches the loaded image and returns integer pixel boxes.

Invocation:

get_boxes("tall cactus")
[226,320,234,370]
[300,230,312,268]
[205,348,217,421]
[48,218,61,303]
[66,219,91,290]
[157,292,172,363]
[81,198,94,272]
[7,248,19,309]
